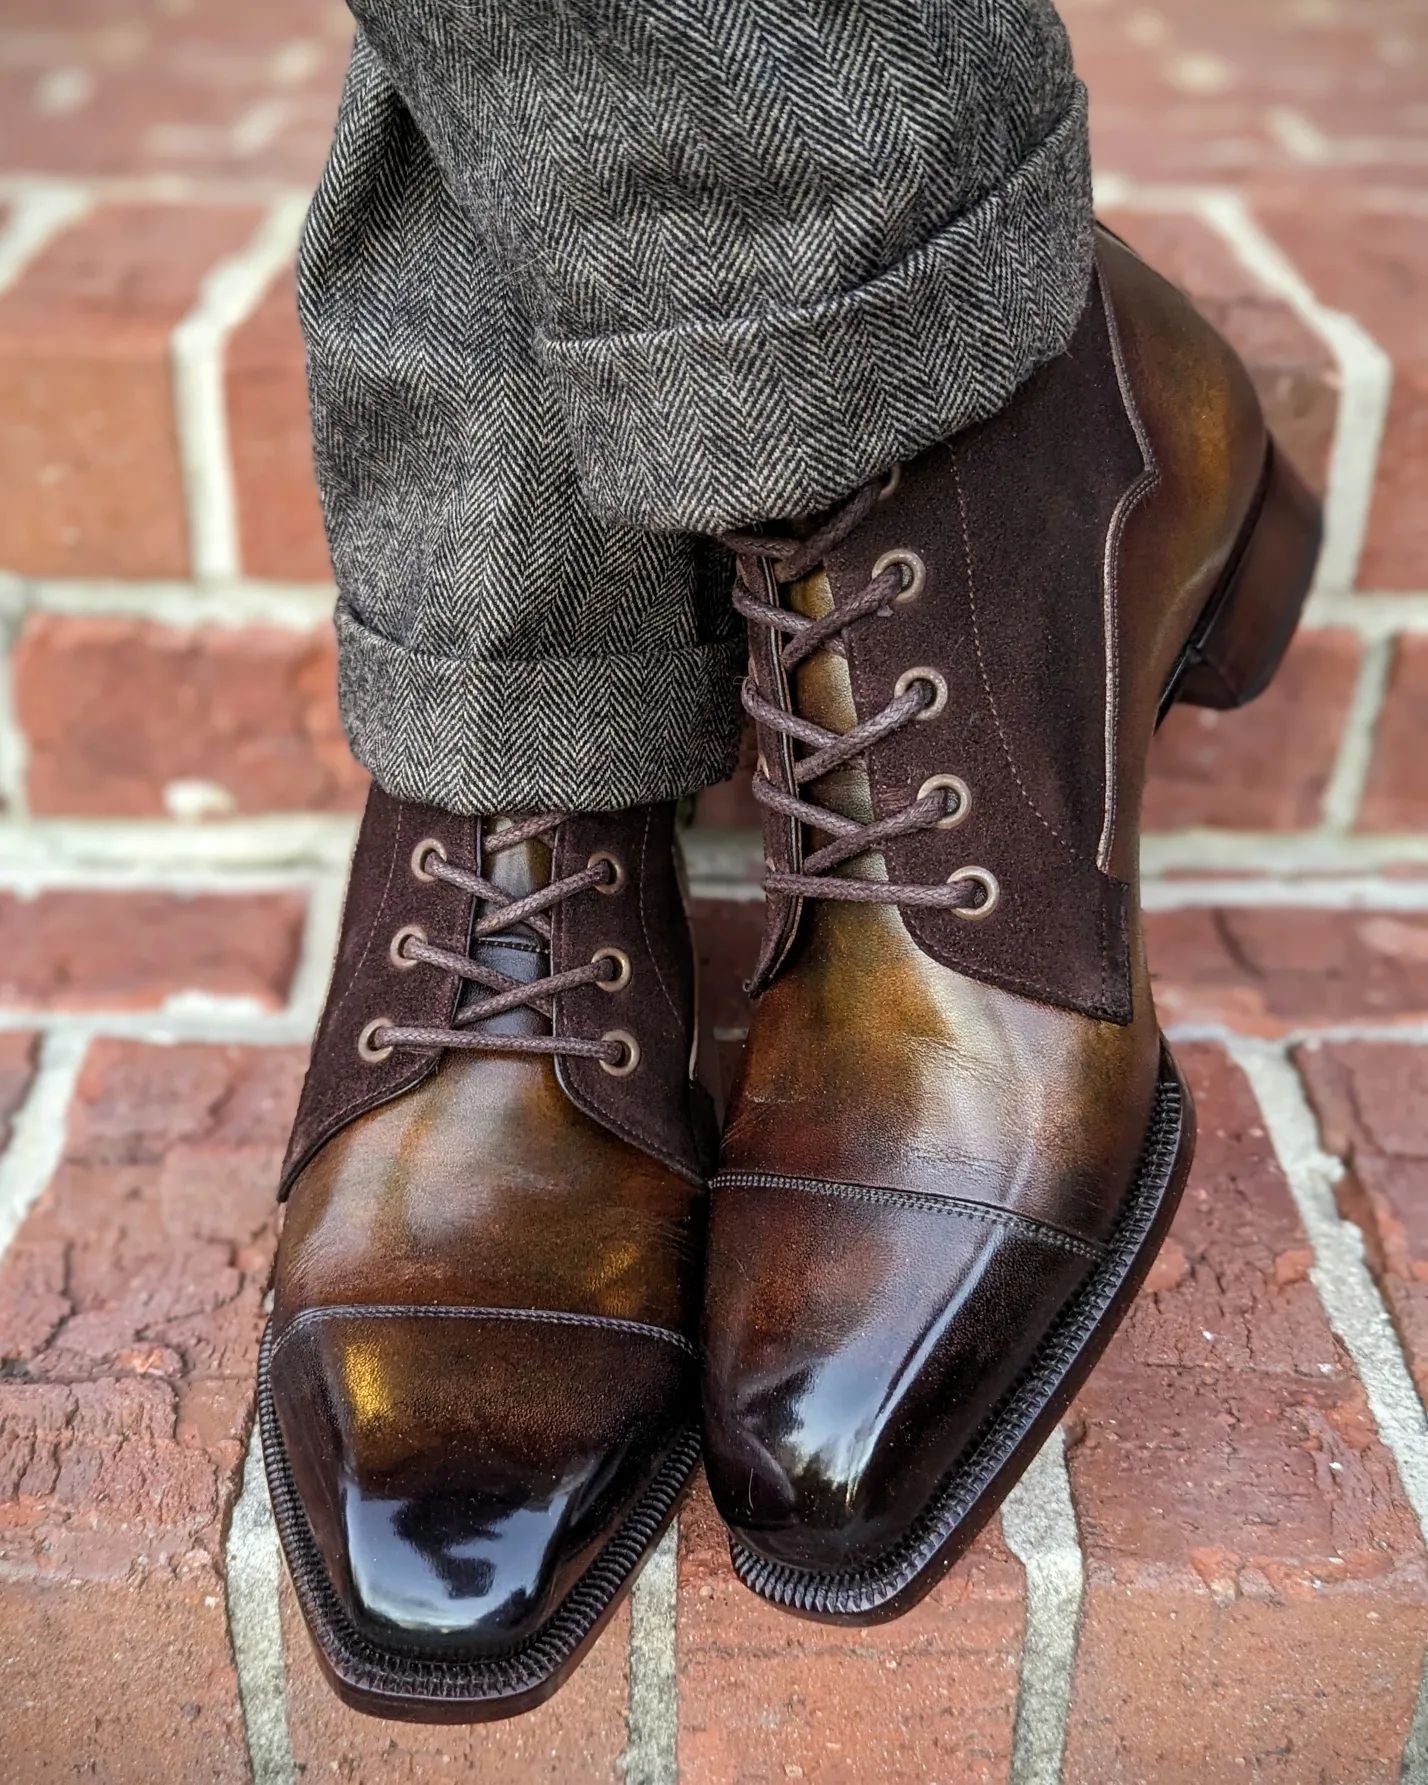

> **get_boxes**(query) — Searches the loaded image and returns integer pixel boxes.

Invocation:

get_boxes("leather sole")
[725,432,1321,1625]
[257,1323,699,1722]
[726,1045,1194,1623]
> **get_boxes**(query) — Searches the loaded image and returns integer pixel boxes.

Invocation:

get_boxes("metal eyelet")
[357,1017,394,1063]
[599,1029,641,1076]
[388,924,427,969]
[589,851,626,894]
[873,548,925,606]
[877,464,902,502]
[917,774,972,830]
[948,866,999,920]
[893,666,948,722]
[593,946,632,992]
[411,838,446,881]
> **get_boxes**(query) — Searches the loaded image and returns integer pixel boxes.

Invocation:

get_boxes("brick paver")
[0,890,306,1011]
[14,614,367,817]
[2,0,1427,1779]
[678,1492,1025,1784]
[1063,1046,1428,1783]
[1299,1041,1428,1406]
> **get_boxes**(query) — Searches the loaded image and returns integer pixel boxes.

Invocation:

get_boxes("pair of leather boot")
[261,230,1320,1718]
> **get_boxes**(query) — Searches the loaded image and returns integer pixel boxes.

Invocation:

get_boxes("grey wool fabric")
[301,0,1094,814]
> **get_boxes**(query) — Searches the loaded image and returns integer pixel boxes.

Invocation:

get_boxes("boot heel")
[1174,443,1322,711]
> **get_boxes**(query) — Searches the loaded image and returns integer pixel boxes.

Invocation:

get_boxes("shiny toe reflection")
[704,1185,1095,1571]
[271,1310,691,1655]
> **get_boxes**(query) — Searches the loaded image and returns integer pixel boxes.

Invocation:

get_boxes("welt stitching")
[713,1172,1104,1261]
[271,1303,697,1365]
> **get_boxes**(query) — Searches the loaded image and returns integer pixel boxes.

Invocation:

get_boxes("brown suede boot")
[261,795,716,1718]
[702,227,1322,1621]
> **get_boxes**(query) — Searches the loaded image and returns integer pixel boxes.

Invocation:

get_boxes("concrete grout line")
[1317,634,1396,833]
[1405,1665,1428,1785]
[1232,1044,1428,1617]
[1233,1042,1428,1506]
[7,572,1428,636]
[0,177,91,294]
[226,1423,298,1785]
[1002,1427,1086,1785]
[0,171,313,209]
[0,607,30,823]
[0,814,361,873]
[1233,1043,1428,1783]
[1140,830,1428,874]
[0,1028,87,1262]
[285,871,345,1030]
[621,1522,681,1785]
[6,857,1428,912]
[1142,874,1428,911]
[1195,191,1393,602]
[171,195,309,581]
[13,576,336,629]
[0,1008,319,1047]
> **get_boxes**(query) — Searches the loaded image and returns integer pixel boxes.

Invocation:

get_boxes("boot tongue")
[786,569,884,884]
[455,818,553,1038]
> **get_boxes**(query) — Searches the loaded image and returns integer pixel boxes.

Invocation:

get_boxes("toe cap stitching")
[271,1302,697,1365]
[712,1170,1104,1261]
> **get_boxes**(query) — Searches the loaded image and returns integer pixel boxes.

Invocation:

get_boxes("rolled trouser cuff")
[546,87,1094,535]
[336,601,746,814]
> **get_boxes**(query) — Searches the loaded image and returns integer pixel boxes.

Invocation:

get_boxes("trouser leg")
[302,35,744,813]
[347,0,1093,532]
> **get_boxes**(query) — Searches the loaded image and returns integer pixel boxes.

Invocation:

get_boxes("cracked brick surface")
[1062,1045,1428,1783]
[2,0,1428,1779]
[1298,1040,1428,1407]
[0,1041,302,1778]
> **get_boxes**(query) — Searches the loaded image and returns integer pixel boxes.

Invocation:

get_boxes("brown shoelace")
[364,813,634,1069]
[729,479,994,914]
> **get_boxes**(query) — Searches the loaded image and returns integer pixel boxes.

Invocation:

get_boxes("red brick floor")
[1,2,1427,1781]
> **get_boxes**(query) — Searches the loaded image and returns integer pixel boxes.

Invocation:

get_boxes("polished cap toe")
[269,1307,695,1654]
[702,1179,1097,1572]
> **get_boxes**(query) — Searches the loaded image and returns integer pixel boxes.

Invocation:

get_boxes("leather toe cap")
[269,1307,694,1654]
[702,1179,1097,1572]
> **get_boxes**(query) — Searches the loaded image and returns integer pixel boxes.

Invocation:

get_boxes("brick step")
[1,1026,1425,1780]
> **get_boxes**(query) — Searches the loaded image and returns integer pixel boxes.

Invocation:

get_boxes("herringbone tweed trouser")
[304,1,1093,814]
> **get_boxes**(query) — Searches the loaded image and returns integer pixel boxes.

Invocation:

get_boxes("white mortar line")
[0,815,359,872]
[1234,1043,1428,1781]
[4,830,1428,898]
[15,577,335,630]
[1002,1427,1086,1785]
[1313,594,1428,637]
[1194,191,1393,602]
[5,576,1428,637]
[285,871,344,1030]
[1405,1655,1428,1785]
[0,1028,88,1262]
[0,1008,319,1047]
[1143,875,1428,911]
[621,1522,680,1785]
[0,863,329,897]
[0,178,91,294]
[0,611,29,823]
[696,829,1428,885]
[171,196,308,581]
[1141,831,1428,875]
[226,1423,298,1785]
[1318,635,1395,833]
[1232,1044,1428,1522]
[0,172,312,210]
[1171,1020,1428,1050]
